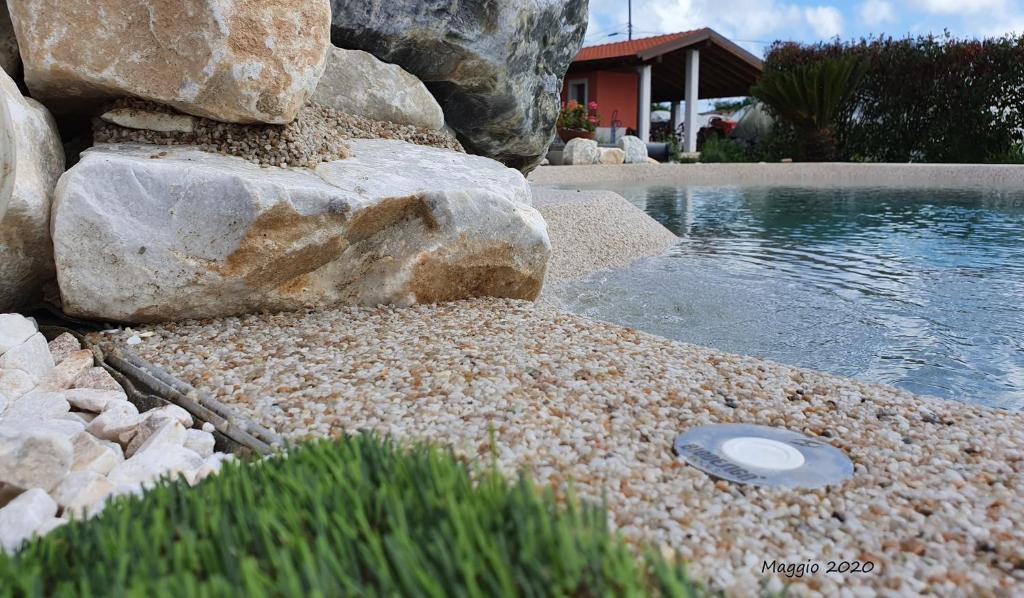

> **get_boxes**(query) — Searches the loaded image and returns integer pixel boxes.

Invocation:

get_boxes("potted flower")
[557,100,601,142]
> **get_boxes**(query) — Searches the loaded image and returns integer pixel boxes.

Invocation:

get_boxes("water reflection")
[548,186,1024,409]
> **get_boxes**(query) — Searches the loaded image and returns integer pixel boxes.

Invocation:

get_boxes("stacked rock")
[0,0,566,321]
[0,313,229,554]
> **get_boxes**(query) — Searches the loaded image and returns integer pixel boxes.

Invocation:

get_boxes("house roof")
[575,31,700,62]
[568,28,764,101]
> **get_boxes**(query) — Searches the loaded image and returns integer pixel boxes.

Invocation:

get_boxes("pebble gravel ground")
[93,98,463,168]
[95,300,1024,597]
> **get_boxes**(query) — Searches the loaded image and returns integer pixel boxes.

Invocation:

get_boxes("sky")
[585,0,1024,56]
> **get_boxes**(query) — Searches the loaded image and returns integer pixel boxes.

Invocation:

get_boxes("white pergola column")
[671,102,683,140]
[684,49,700,153]
[637,64,652,143]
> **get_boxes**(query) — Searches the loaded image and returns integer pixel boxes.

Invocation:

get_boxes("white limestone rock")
[64,388,128,413]
[8,0,332,124]
[139,405,193,429]
[599,148,626,165]
[100,108,198,134]
[35,350,93,392]
[184,429,216,459]
[107,445,204,489]
[0,488,57,554]
[0,313,37,355]
[193,452,233,484]
[52,141,551,322]
[0,368,34,404]
[73,367,123,392]
[85,401,140,444]
[125,417,187,458]
[71,433,123,475]
[35,517,68,536]
[0,332,54,383]
[3,391,70,421]
[0,427,73,492]
[617,135,649,164]
[562,138,600,165]
[0,69,65,310]
[51,471,115,517]
[3,417,84,440]
[313,47,445,130]
[46,333,81,365]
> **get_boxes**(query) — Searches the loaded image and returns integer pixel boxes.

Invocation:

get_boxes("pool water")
[546,186,1024,409]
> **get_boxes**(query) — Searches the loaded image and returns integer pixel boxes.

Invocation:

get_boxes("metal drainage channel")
[674,424,853,488]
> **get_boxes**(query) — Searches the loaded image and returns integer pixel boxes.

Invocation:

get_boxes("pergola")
[568,28,764,152]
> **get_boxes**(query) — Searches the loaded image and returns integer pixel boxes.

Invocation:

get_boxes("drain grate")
[674,424,853,488]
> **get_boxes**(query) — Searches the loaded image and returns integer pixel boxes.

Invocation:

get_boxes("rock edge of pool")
[97,297,1024,597]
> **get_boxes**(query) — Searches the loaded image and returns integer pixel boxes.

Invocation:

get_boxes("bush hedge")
[0,436,705,597]
[764,33,1024,163]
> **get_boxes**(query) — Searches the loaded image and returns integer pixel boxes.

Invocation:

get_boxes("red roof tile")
[574,31,700,62]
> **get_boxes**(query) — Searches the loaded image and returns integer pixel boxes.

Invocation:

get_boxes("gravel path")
[532,186,678,283]
[94,300,1024,597]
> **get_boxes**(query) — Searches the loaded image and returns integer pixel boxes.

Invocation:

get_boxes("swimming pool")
[546,186,1024,409]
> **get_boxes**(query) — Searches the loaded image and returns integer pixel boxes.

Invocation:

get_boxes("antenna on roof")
[628,0,633,40]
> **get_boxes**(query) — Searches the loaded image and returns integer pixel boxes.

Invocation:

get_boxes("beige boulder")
[52,140,550,322]
[599,148,626,165]
[312,47,444,130]
[9,0,331,124]
[0,69,64,310]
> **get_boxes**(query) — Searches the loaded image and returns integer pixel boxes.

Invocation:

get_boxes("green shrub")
[765,33,1024,163]
[699,136,751,163]
[0,436,706,598]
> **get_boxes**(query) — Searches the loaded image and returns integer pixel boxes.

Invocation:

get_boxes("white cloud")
[859,0,897,26]
[585,0,848,49]
[804,6,844,38]
[910,0,1007,15]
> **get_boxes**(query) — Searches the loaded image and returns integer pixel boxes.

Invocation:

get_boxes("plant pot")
[558,128,595,143]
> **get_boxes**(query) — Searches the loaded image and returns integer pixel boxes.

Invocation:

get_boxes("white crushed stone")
[532,186,679,284]
[99,299,1024,597]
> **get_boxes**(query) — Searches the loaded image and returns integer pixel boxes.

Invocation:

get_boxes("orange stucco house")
[560,29,763,151]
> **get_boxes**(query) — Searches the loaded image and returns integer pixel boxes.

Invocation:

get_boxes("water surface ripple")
[547,186,1024,409]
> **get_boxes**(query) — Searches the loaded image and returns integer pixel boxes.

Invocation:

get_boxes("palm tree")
[753,56,868,161]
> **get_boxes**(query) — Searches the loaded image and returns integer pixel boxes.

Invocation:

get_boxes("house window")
[567,79,588,104]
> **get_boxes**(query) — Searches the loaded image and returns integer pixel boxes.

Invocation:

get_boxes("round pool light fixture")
[674,424,853,488]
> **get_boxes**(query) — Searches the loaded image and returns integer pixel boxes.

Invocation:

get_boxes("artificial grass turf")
[0,435,706,597]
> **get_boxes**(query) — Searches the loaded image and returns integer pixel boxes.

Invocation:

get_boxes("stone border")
[528,163,1024,190]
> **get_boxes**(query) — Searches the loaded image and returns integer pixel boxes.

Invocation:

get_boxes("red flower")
[588,101,599,111]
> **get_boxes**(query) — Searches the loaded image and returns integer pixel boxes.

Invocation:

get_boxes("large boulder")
[0,69,65,311]
[312,48,444,130]
[329,0,589,172]
[0,2,17,76]
[52,141,551,323]
[8,0,331,124]
[617,136,649,164]
[563,138,599,166]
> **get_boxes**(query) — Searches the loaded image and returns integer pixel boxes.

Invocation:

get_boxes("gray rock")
[0,2,16,76]
[313,47,444,130]
[0,488,57,554]
[617,136,648,164]
[53,142,550,323]
[329,0,590,172]
[0,69,65,310]
[0,427,73,492]
[563,138,600,166]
